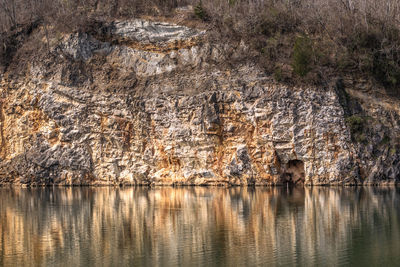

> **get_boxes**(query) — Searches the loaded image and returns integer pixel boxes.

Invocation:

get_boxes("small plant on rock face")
[292,35,313,77]
[381,135,391,145]
[345,115,368,143]
[194,1,207,21]
[274,66,283,82]
[346,115,364,131]
[228,0,237,6]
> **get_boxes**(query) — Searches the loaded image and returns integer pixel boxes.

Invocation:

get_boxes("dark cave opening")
[282,160,305,185]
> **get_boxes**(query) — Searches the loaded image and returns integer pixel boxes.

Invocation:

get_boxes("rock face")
[0,19,399,185]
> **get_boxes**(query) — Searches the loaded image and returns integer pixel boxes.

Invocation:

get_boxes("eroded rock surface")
[0,19,399,185]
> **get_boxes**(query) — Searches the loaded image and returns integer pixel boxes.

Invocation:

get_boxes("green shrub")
[346,115,364,131]
[228,0,237,6]
[292,35,313,77]
[273,66,283,82]
[345,115,368,143]
[381,135,391,145]
[194,1,207,21]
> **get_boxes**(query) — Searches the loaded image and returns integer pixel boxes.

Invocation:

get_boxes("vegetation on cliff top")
[1,0,400,94]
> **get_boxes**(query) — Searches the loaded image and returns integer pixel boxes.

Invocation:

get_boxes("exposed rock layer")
[0,20,399,185]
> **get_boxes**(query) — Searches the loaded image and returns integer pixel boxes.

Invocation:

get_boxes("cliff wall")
[0,20,399,185]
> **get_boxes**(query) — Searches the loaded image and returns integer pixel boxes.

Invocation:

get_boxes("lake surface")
[1,187,400,266]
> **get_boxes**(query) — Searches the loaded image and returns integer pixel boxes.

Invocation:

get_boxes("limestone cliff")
[0,20,399,185]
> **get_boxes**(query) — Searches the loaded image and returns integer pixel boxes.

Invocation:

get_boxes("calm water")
[1,187,400,267]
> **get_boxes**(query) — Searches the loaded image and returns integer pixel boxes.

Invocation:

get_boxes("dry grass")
[1,0,400,92]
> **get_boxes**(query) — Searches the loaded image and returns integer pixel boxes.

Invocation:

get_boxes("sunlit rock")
[0,19,398,185]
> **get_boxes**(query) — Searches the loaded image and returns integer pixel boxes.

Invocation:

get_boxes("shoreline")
[0,182,399,188]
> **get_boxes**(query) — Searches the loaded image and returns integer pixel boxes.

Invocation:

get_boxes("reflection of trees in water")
[0,187,400,266]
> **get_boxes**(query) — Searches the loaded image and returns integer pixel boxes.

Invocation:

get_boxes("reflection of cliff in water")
[1,187,400,266]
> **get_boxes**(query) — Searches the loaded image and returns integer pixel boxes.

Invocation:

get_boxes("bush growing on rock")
[292,36,313,77]
[194,1,207,20]
[346,115,367,143]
